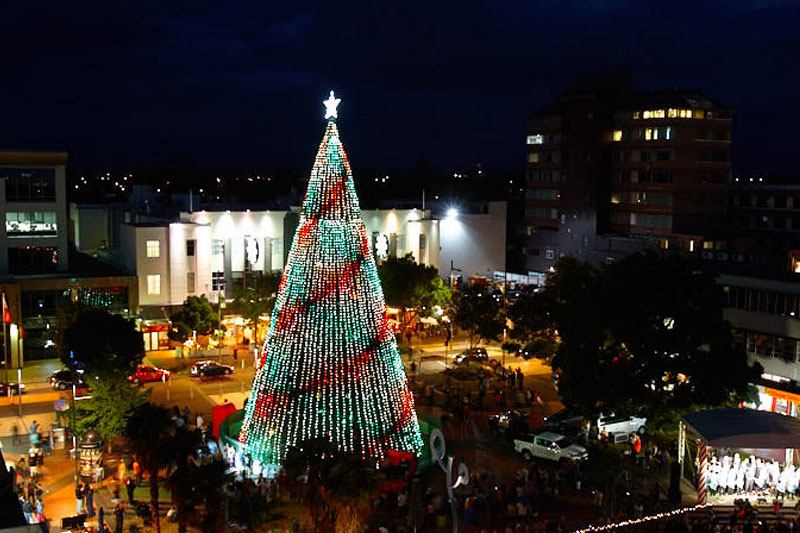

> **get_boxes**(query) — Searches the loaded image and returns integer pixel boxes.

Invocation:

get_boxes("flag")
[2,293,9,324]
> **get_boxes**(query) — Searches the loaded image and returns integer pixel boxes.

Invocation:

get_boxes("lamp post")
[70,350,79,488]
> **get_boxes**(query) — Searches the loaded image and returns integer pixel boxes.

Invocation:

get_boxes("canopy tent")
[683,407,800,449]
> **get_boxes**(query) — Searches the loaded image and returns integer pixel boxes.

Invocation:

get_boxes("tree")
[505,291,559,361]
[452,284,505,348]
[229,271,282,346]
[238,112,422,468]
[62,309,144,376]
[126,403,174,533]
[549,253,762,423]
[68,378,148,450]
[169,295,220,344]
[377,253,451,340]
[282,439,384,533]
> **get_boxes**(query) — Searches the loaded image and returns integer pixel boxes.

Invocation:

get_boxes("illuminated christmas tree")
[238,91,423,468]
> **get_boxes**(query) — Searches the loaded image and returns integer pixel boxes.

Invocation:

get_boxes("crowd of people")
[707,454,800,501]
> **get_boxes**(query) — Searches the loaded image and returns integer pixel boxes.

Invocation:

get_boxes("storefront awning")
[683,407,800,449]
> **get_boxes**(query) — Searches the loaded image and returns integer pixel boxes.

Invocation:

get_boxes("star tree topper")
[324,90,341,119]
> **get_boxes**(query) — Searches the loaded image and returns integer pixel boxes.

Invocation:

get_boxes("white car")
[513,431,588,463]
[597,414,647,441]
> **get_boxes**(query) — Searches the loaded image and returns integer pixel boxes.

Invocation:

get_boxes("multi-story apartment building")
[0,151,69,274]
[0,151,137,363]
[524,72,732,273]
[719,273,800,417]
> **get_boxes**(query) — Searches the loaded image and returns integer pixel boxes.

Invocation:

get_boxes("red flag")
[2,294,9,324]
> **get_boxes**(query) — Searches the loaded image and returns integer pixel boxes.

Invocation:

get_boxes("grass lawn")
[133,483,172,502]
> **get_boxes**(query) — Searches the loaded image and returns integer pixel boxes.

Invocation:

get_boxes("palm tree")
[125,403,173,533]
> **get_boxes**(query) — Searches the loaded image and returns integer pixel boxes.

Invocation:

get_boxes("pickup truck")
[513,431,588,464]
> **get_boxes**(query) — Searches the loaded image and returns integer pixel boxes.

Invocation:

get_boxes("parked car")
[543,408,584,434]
[0,382,25,395]
[50,369,92,395]
[513,431,588,464]
[453,347,489,365]
[596,413,647,441]
[128,365,171,384]
[488,410,530,440]
[196,361,234,377]
[50,369,81,390]
[190,360,215,376]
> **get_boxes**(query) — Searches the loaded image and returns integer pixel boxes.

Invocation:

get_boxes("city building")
[719,272,800,417]
[83,204,441,349]
[524,72,731,273]
[0,151,137,363]
[438,201,507,283]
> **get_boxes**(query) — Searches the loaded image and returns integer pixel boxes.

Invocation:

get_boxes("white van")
[597,414,647,442]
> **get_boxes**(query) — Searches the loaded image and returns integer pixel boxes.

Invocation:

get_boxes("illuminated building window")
[5,212,57,236]
[146,240,160,258]
[694,110,704,119]
[147,274,161,295]
[632,111,640,119]
[612,130,623,141]
[212,271,225,291]
[527,134,544,145]
[610,193,620,204]
[528,152,540,163]
[212,239,225,256]
[668,108,678,118]
[545,249,555,260]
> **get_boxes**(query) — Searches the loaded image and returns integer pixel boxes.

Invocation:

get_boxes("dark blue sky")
[1,1,798,175]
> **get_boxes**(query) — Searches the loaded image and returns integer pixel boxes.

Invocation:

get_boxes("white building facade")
[439,201,507,281]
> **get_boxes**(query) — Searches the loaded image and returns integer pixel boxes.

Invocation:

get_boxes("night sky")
[1,1,798,175]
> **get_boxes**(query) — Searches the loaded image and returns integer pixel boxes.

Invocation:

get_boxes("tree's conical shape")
[239,118,423,468]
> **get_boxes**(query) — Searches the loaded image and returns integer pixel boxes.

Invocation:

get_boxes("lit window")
[528,152,540,163]
[545,249,555,260]
[632,111,640,120]
[668,108,678,118]
[147,274,161,295]
[527,134,544,145]
[645,128,653,140]
[212,239,224,256]
[612,130,622,141]
[5,212,57,236]
[694,110,704,119]
[146,240,160,258]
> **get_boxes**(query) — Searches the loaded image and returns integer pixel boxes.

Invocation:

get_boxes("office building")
[525,72,731,273]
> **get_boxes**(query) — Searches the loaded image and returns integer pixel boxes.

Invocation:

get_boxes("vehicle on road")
[453,347,489,365]
[596,413,647,441]
[543,408,584,434]
[0,382,25,395]
[513,431,588,463]
[488,410,530,440]
[128,365,171,384]
[195,361,234,377]
[50,369,92,395]
[190,360,215,376]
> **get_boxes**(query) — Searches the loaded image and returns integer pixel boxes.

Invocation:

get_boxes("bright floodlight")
[447,208,458,219]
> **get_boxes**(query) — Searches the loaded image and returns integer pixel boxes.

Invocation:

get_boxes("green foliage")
[68,377,149,444]
[126,402,175,533]
[62,308,144,377]
[229,271,282,344]
[452,284,504,348]
[548,252,762,420]
[377,253,450,336]
[282,439,383,533]
[169,295,220,343]
[506,291,559,361]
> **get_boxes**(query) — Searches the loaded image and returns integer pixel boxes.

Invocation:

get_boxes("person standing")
[114,503,124,533]
[126,476,136,504]
[12,424,19,445]
[98,506,105,533]
[132,459,141,486]
[75,482,85,515]
[86,484,95,518]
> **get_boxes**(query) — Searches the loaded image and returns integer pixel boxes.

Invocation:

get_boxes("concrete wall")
[361,208,440,269]
[440,201,506,280]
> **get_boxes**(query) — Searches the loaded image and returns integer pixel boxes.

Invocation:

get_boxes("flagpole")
[2,290,8,385]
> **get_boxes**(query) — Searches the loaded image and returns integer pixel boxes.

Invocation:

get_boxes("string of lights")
[238,94,423,469]
[572,503,710,532]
